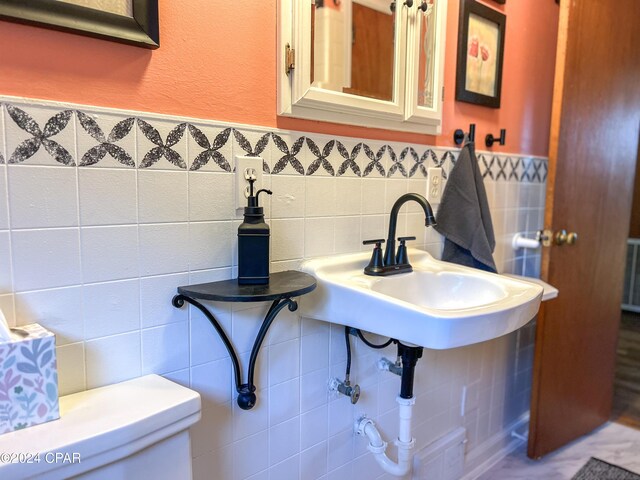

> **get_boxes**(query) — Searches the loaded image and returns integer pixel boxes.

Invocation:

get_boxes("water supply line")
[333,328,397,404]
[355,395,416,477]
[330,327,360,404]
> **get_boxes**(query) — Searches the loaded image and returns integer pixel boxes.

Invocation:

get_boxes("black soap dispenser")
[238,178,273,285]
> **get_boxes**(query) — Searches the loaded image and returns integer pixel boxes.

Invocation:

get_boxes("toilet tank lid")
[0,374,201,478]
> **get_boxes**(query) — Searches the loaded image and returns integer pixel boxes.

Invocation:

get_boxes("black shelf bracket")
[170,270,315,411]
[172,293,298,410]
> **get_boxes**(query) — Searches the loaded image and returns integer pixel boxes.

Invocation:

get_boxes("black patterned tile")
[361,144,386,177]
[437,151,455,180]
[478,154,494,179]
[495,157,508,180]
[386,145,407,178]
[0,100,551,186]
[4,104,75,165]
[137,119,187,169]
[76,111,135,167]
[271,133,305,175]
[188,125,232,172]
[401,147,426,178]
[508,157,522,181]
[234,129,270,156]
[530,158,542,182]
[336,141,363,177]
[420,148,442,180]
[232,129,271,174]
[535,159,548,184]
[520,157,534,182]
[305,138,335,176]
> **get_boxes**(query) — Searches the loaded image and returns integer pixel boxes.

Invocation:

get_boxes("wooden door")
[528,0,640,458]
[343,3,395,101]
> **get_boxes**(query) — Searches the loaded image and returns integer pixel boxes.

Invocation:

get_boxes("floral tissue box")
[0,324,59,434]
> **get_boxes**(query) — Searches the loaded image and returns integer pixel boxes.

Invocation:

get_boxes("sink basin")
[300,249,543,349]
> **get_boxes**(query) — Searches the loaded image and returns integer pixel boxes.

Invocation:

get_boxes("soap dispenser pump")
[238,178,272,285]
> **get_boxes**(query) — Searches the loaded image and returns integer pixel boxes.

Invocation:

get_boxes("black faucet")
[363,193,437,276]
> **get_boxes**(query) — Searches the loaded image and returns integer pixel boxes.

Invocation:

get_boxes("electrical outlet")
[235,155,264,209]
[427,167,443,204]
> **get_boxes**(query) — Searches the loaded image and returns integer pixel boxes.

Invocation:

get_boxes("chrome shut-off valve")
[330,377,360,404]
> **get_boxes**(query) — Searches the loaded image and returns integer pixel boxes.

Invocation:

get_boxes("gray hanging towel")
[434,142,497,273]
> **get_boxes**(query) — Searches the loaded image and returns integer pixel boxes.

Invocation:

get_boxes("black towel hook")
[485,129,506,148]
[453,124,476,145]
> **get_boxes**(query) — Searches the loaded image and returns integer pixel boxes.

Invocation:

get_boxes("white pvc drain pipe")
[355,395,416,477]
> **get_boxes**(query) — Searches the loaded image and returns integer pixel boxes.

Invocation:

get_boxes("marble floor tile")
[477,422,640,480]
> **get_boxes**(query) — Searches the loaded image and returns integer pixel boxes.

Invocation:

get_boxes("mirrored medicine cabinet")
[278,0,448,134]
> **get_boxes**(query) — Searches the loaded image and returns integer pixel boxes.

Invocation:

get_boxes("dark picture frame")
[0,0,159,49]
[455,0,506,108]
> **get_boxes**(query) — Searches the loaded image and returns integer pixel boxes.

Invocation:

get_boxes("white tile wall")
[78,168,137,226]
[8,165,78,228]
[15,286,83,345]
[0,230,11,293]
[81,225,139,282]
[85,331,141,389]
[138,170,189,223]
[0,97,547,480]
[11,228,82,291]
[139,223,190,276]
[82,279,140,339]
[0,165,9,230]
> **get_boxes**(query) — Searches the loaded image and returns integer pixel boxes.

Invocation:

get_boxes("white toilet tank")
[0,374,201,480]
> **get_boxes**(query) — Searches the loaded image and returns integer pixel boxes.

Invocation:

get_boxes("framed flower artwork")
[455,0,506,108]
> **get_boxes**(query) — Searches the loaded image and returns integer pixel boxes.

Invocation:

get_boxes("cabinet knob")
[417,1,430,12]
[390,0,415,11]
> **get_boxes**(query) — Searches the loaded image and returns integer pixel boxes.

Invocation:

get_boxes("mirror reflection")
[311,0,396,101]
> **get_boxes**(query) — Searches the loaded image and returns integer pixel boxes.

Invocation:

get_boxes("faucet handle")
[363,239,385,275]
[363,238,385,246]
[396,236,416,265]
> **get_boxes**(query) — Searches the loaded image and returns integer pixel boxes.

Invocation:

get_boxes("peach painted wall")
[443,0,559,156]
[0,0,558,156]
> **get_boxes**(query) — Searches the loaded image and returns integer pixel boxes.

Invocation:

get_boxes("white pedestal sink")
[300,249,543,349]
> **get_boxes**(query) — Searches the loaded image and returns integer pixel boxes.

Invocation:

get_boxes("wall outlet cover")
[427,167,443,204]
[235,155,264,209]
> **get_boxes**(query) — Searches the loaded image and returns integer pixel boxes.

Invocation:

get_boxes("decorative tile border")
[0,99,547,182]
[5,105,75,166]
[77,112,135,167]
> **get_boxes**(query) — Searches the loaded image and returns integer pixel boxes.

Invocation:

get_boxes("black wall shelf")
[172,271,316,410]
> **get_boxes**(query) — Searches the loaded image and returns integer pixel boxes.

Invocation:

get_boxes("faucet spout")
[384,193,437,267]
